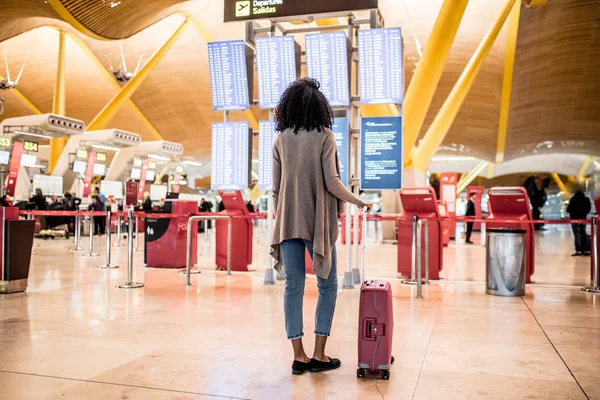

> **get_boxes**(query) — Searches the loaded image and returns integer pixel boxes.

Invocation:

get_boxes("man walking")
[465,192,476,244]
[567,190,591,256]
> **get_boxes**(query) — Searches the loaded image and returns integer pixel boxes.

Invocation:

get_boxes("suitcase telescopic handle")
[362,206,368,282]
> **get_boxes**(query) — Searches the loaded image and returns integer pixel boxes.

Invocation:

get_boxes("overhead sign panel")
[360,116,403,190]
[358,28,404,105]
[306,32,351,107]
[258,121,279,190]
[256,36,300,109]
[224,0,378,22]
[332,118,349,187]
[208,40,253,111]
[211,122,252,190]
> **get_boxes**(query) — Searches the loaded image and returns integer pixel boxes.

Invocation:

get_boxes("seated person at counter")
[0,195,14,207]
[143,192,153,211]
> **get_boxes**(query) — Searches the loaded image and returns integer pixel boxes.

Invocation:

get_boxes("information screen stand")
[397,187,443,280]
[487,187,535,283]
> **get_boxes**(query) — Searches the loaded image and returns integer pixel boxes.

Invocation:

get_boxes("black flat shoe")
[292,360,311,375]
[310,357,341,373]
[572,252,583,257]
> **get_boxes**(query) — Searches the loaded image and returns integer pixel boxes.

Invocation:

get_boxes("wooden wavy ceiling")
[0,0,598,167]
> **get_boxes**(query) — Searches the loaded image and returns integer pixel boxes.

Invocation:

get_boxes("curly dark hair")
[274,78,334,134]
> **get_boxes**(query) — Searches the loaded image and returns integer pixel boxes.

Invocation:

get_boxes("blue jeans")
[280,239,338,340]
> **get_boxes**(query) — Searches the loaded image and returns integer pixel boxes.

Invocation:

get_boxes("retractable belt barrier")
[19,210,599,294]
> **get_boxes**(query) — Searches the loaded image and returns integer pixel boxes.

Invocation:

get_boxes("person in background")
[29,188,48,230]
[246,200,255,213]
[218,200,225,212]
[0,194,14,207]
[270,78,372,375]
[87,194,105,236]
[567,190,591,256]
[142,192,153,211]
[94,187,107,210]
[465,192,476,244]
[159,198,165,211]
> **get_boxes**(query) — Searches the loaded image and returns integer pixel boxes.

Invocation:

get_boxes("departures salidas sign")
[224,0,378,22]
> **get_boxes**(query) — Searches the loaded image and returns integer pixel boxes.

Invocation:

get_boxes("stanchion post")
[28,213,37,255]
[424,219,430,285]
[114,215,122,247]
[416,219,423,299]
[402,215,419,285]
[98,211,118,269]
[134,216,141,252]
[83,214,99,258]
[583,216,600,293]
[264,193,276,285]
[70,208,84,251]
[181,215,201,276]
[343,204,354,289]
[118,207,144,289]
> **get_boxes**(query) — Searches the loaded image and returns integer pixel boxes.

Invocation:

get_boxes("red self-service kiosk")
[487,187,535,283]
[397,188,444,280]
[144,201,197,268]
[216,191,252,271]
[467,186,485,231]
[438,201,450,247]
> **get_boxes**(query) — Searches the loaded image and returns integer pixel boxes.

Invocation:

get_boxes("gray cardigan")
[270,128,366,279]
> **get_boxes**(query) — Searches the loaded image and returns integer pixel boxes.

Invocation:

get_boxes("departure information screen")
[211,122,251,190]
[256,36,299,109]
[306,32,350,106]
[360,116,403,190]
[208,40,250,110]
[258,121,278,190]
[358,28,404,105]
[332,118,349,187]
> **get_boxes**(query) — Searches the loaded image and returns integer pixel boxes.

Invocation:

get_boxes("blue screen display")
[358,28,404,105]
[332,118,349,187]
[360,116,403,190]
[208,40,250,111]
[211,122,250,190]
[256,36,298,109]
[258,120,279,190]
[305,32,350,106]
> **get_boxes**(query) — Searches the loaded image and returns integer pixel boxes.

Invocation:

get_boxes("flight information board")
[256,36,300,109]
[360,116,403,190]
[211,122,251,190]
[332,118,349,187]
[358,28,404,105]
[305,32,351,106]
[258,121,278,190]
[208,40,251,111]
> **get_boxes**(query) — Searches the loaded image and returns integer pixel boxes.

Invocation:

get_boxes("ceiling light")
[14,130,53,140]
[91,144,120,151]
[182,160,203,167]
[148,154,170,161]
[28,165,46,169]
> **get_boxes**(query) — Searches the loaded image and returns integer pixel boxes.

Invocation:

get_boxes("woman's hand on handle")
[363,201,373,213]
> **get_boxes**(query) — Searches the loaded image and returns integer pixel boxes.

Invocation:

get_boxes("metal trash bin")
[486,228,526,296]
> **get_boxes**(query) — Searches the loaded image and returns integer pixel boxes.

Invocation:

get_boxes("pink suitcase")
[357,209,394,380]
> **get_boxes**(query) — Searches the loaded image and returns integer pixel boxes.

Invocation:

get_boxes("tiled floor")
[0,224,598,399]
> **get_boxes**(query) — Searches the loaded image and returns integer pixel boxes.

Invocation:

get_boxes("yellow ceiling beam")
[49,29,67,174]
[412,0,518,172]
[577,156,593,179]
[550,172,568,194]
[62,30,164,140]
[87,18,191,131]
[456,160,489,194]
[495,0,521,164]
[487,162,495,179]
[403,0,468,164]
[46,0,109,41]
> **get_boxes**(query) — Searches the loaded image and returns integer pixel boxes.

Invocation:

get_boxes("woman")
[88,194,105,236]
[270,78,372,375]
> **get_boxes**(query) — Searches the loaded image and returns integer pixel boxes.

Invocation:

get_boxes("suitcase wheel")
[381,370,390,380]
[391,356,395,364]
[357,368,365,378]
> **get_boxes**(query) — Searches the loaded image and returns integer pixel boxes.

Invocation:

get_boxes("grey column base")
[82,253,99,258]
[179,269,201,275]
[352,268,361,284]
[264,268,276,285]
[342,271,354,289]
[0,279,28,294]
[276,268,285,281]
[69,246,84,251]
